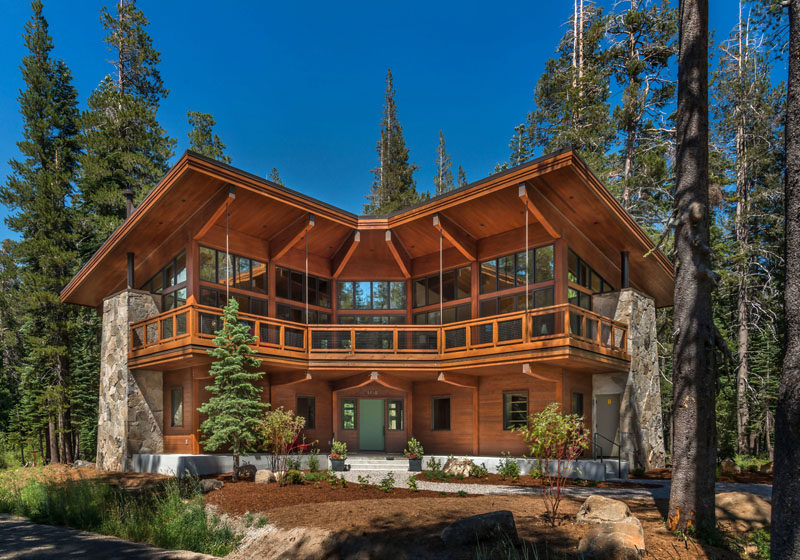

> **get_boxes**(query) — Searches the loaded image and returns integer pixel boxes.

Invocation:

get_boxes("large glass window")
[480,245,554,294]
[479,286,554,318]
[337,314,405,325]
[571,392,584,417]
[337,280,407,310]
[296,396,315,430]
[170,387,183,427]
[568,249,613,293]
[276,303,331,324]
[432,397,451,431]
[503,392,528,430]
[200,286,267,316]
[414,303,471,325]
[199,246,267,294]
[142,250,188,311]
[274,266,331,308]
[412,266,471,308]
[388,400,404,430]
[342,399,356,430]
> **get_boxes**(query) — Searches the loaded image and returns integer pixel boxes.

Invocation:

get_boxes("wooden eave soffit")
[331,371,411,393]
[270,213,315,261]
[385,229,411,278]
[518,183,560,240]
[331,230,360,278]
[432,213,477,261]
[270,371,312,386]
[193,184,237,241]
[437,372,478,389]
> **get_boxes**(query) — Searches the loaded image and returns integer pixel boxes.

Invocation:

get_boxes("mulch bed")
[635,468,773,485]
[416,471,662,489]
[202,474,478,516]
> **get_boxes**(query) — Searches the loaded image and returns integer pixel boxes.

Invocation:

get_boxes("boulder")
[577,496,633,525]
[255,469,276,484]
[199,479,224,493]
[440,510,517,547]
[442,457,475,478]
[716,492,772,532]
[759,462,773,475]
[72,460,96,469]
[720,459,741,475]
[236,464,257,481]
[578,518,645,559]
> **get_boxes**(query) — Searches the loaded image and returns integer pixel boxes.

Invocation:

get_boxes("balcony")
[128,303,629,370]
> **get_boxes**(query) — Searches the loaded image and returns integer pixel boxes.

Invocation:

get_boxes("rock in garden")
[759,462,773,475]
[236,464,257,481]
[72,460,96,469]
[720,458,740,475]
[716,492,772,532]
[442,457,474,478]
[440,510,517,547]
[577,518,645,559]
[255,469,276,484]
[199,479,224,493]
[577,496,633,525]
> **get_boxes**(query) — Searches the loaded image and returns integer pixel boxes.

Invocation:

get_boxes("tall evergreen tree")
[198,299,265,481]
[364,68,421,214]
[78,0,174,255]
[606,0,677,223]
[187,110,232,163]
[433,131,454,195]
[457,165,467,187]
[268,167,284,186]
[0,0,81,463]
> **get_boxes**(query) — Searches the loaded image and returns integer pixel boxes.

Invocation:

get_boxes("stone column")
[593,288,666,470]
[97,289,163,471]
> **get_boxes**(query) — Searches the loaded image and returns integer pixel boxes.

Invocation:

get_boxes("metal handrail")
[593,431,621,479]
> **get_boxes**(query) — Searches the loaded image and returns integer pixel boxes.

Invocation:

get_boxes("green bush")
[469,462,489,478]
[286,469,304,485]
[425,457,450,481]
[357,474,371,489]
[286,455,302,471]
[407,475,418,492]
[497,454,521,481]
[379,472,395,492]
[307,448,320,472]
[330,440,348,460]
[403,437,424,459]
[0,474,239,556]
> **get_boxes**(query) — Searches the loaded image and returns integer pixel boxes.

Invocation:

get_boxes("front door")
[358,399,385,451]
[595,393,620,457]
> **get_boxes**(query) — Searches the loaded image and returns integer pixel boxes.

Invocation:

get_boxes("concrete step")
[347,464,410,471]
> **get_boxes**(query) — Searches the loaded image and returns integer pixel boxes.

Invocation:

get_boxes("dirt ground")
[416,471,662,488]
[637,468,773,485]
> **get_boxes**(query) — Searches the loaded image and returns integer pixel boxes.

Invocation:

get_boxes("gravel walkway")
[341,469,773,501]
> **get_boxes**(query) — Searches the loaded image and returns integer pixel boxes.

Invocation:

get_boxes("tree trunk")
[667,0,717,535]
[771,1,800,557]
[48,421,59,464]
[735,120,751,456]
[232,452,240,482]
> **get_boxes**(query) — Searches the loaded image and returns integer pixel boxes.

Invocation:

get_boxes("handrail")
[593,431,621,479]
[129,302,629,359]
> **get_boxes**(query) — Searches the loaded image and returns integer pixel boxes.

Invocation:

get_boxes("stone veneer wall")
[97,289,163,471]
[593,288,666,470]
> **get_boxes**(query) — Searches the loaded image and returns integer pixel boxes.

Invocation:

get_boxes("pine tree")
[606,0,677,222]
[78,0,174,256]
[268,168,284,186]
[433,131,454,195]
[0,0,81,463]
[187,111,232,163]
[457,165,467,187]
[514,1,614,179]
[364,68,421,214]
[198,299,265,480]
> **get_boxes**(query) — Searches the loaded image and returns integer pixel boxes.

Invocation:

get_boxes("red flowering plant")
[403,437,424,459]
[514,403,590,525]
[329,440,347,460]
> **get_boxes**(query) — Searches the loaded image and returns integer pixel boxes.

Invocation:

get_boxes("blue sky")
[0,1,746,241]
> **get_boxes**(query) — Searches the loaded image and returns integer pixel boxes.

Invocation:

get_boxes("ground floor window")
[296,396,315,429]
[342,399,356,430]
[432,397,451,431]
[571,392,584,417]
[503,392,528,430]
[170,387,183,427]
[388,399,404,430]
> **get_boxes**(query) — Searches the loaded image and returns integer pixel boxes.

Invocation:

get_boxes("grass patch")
[0,468,239,556]
[475,535,571,559]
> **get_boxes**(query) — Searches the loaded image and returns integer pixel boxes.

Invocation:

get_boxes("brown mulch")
[416,471,662,488]
[635,467,773,485]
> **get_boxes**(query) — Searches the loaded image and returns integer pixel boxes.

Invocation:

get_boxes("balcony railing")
[129,303,628,361]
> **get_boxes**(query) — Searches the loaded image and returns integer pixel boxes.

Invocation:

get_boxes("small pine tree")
[457,165,467,187]
[433,130,454,195]
[268,168,284,186]
[187,111,232,163]
[198,299,265,480]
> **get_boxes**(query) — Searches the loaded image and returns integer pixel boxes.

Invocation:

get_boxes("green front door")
[358,399,385,451]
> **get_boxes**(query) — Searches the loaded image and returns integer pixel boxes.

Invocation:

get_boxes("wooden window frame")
[341,398,357,431]
[296,396,316,429]
[571,392,584,417]
[337,280,408,311]
[170,386,183,428]
[431,396,451,431]
[387,399,404,431]
[502,391,528,431]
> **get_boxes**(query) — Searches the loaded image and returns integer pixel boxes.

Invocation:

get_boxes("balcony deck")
[128,303,629,372]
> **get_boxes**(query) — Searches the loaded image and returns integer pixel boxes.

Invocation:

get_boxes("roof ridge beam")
[519,182,560,240]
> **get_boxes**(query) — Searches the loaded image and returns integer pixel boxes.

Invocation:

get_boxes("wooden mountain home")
[60,149,672,472]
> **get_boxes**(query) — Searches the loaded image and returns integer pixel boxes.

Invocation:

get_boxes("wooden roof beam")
[193,184,236,241]
[270,213,315,261]
[330,230,360,278]
[432,213,477,261]
[519,182,561,240]
[437,372,478,389]
[385,230,411,278]
[270,371,312,386]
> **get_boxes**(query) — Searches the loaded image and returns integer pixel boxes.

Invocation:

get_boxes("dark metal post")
[621,251,629,289]
[123,189,135,218]
[127,252,135,289]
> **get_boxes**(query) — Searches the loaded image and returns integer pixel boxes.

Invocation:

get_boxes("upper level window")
[337,281,406,310]
[337,314,405,325]
[276,302,331,324]
[479,286,554,318]
[414,302,471,325]
[199,286,267,316]
[142,250,187,310]
[413,266,471,308]
[480,245,553,294]
[275,266,331,308]
[568,250,614,294]
[199,246,266,294]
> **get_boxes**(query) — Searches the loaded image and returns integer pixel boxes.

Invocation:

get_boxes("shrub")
[304,472,326,482]
[497,454,520,482]
[307,448,320,472]
[357,474,371,489]
[407,475,418,492]
[330,440,348,460]
[259,406,305,483]
[379,472,395,492]
[469,462,489,479]
[632,467,645,477]
[286,470,304,485]
[514,403,590,525]
[426,457,450,481]
[286,455,302,471]
[404,437,424,459]
[339,475,347,488]
[457,490,467,498]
